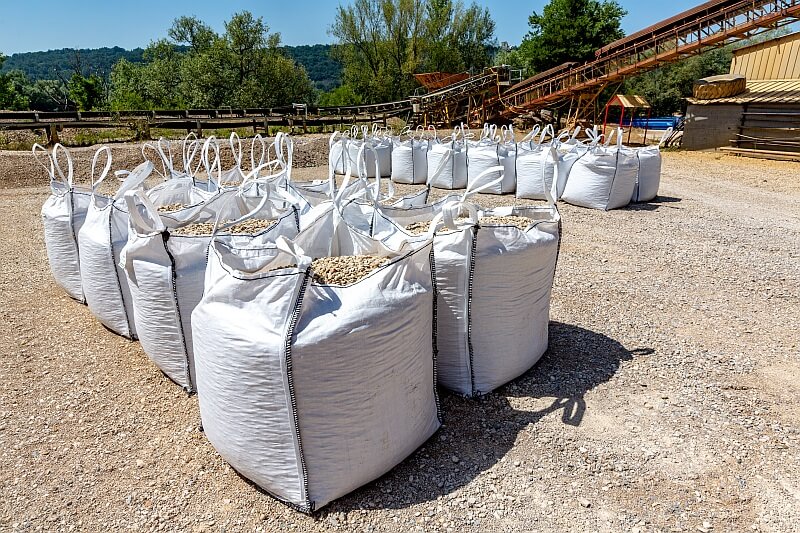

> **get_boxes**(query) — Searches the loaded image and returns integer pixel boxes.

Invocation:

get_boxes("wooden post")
[139,119,152,141]
[46,124,60,146]
[264,116,270,136]
[196,120,203,137]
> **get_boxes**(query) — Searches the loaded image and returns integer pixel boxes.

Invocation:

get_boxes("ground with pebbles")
[1,146,799,533]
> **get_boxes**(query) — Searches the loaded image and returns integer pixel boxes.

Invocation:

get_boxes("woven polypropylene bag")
[78,160,154,338]
[560,129,637,210]
[38,143,97,302]
[122,184,301,391]
[427,140,467,190]
[191,209,440,511]
[390,137,428,184]
[631,128,670,203]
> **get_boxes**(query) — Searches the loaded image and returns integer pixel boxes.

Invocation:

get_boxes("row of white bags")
[39,135,560,512]
[327,123,671,210]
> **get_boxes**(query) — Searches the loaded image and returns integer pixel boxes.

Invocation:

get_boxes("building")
[683,31,800,153]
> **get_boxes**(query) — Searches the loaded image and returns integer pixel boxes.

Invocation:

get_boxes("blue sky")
[0,1,701,54]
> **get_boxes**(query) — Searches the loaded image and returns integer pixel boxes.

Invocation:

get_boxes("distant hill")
[1,44,342,91]
[1,47,145,79]
[282,44,341,91]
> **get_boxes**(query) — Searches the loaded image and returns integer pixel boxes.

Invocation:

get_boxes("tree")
[225,11,271,84]
[0,54,31,110]
[68,72,105,111]
[26,79,70,111]
[517,0,626,74]
[318,84,363,106]
[168,16,216,52]
[330,0,496,103]
[109,11,314,109]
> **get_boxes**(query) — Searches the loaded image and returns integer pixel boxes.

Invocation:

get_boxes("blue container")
[622,117,679,130]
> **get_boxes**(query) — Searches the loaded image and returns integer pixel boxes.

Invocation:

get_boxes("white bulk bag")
[370,126,393,178]
[560,128,637,210]
[497,125,517,194]
[141,137,219,207]
[122,181,300,391]
[427,127,468,190]
[466,124,504,195]
[398,177,561,396]
[192,215,440,511]
[38,143,97,302]
[515,126,560,201]
[144,136,215,192]
[632,127,671,202]
[328,131,348,175]
[516,146,559,201]
[78,160,154,339]
[550,127,584,197]
[390,132,429,184]
[339,125,392,179]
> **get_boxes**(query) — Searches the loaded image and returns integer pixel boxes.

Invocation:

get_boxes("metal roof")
[607,94,651,108]
[730,32,800,80]
[687,79,800,104]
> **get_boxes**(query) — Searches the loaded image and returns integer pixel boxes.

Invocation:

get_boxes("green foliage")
[0,47,144,80]
[492,46,526,70]
[168,16,216,52]
[517,0,626,74]
[0,55,31,110]
[67,72,105,111]
[1,45,341,93]
[25,79,69,111]
[283,45,341,91]
[330,0,496,103]
[109,11,315,110]
[318,84,364,106]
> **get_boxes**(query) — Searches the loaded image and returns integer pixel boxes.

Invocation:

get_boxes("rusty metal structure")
[413,72,471,91]
[410,0,800,128]
[409,67,512,126]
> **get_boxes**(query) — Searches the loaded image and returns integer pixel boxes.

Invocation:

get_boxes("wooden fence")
[0,101,412,144]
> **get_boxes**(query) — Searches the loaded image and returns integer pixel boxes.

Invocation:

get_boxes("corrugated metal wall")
[731,32,800,80]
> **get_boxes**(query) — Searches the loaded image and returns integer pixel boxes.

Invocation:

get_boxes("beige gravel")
[1,146,799,532]
[157,203,189,213]
[172,219,277,237]
[310,255,391,285]
[406,215,533,235]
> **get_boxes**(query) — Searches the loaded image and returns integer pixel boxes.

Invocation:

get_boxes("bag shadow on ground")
[624,195,682,212]
[325,321,652,514]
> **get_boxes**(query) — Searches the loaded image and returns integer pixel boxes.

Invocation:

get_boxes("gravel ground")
[1,145,799,532]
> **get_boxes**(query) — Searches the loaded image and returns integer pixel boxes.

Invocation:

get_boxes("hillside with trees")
[1,47,145,80]
[1,44,341,92]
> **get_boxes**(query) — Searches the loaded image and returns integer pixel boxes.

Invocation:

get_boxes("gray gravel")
[1,146,799,532]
